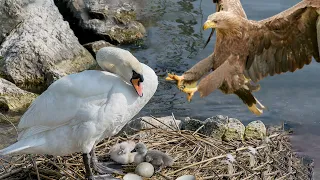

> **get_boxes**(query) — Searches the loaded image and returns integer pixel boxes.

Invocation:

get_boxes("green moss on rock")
[108,22,146,44]
[245,120,267,140]
[222,118,245,142]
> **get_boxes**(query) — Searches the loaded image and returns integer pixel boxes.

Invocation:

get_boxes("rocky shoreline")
[0,0,146,121]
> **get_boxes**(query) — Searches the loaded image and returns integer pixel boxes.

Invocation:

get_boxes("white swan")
[0,47,158,180]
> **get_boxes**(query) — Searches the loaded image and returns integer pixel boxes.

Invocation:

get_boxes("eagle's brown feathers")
[167,0,320,115]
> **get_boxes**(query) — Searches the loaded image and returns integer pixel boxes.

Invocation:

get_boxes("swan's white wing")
[17,71,118,134]
[18,91,80,129]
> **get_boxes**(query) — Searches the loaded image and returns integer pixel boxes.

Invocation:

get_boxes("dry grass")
[0,117,313,180]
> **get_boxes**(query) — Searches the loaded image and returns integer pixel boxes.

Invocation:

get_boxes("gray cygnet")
[132,142,174,172]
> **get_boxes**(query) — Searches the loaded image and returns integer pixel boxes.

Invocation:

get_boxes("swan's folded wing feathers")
[18,71,117,130]
[18,92,81,129]
[18,125,53,140]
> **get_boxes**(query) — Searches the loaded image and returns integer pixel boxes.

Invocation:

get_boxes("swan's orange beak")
[131,78,143,97]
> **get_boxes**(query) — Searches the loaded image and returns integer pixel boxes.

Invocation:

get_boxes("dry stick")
[31,157,40,180]
[252,161,273,171]
[188,134,225,153]
[241,172,261,180]
[202,165,222,180]
[142,119,202,147]
[0,160,41,179]
[150,116,175,131]
[30,172,55,180]
[171,113,181,131]
[0,158,8,173]
[0,167,26,179]
[166,143,268,175]
[276,171,296,180]
[157,172,173,180]
[186,146,201,162]
[192,125,204,135]
[0,113,18,138]
[201,145,207,163]
[203,171,244,179]
[167,140,185,154]
[47,159,77,180]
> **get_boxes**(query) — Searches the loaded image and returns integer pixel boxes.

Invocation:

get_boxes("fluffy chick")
[110,140,136,164]
[133,142,174,172]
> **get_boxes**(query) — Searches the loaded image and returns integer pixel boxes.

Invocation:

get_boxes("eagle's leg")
[182,87,198,102]
[166,73,185,91]
[243,75,260,92]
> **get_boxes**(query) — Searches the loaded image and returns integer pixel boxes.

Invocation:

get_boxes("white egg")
[176,175,196,180]
[135,162,155,178]
[123,173,143,180]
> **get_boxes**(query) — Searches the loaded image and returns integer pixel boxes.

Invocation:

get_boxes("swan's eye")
[132,70,144,82]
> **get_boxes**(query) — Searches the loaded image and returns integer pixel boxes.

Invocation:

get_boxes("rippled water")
[122,0,320,177]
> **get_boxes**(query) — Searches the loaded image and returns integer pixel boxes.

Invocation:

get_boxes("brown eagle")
[166,0,320,115]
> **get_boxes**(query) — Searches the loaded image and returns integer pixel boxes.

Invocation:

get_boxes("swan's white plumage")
[110,141,137,164]
[0,47,158,157]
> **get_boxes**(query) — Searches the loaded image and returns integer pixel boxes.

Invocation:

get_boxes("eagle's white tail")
[0,138,45,155]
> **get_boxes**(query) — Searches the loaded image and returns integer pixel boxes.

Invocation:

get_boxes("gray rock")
[203,115,228,139]
[183,116,243,141]
[0,0,95,92]
[63,0,146,44]
[244,120,267,140]
[183,117,204,132]
[222,118,245,142]
[0,0,28,43]
[121,116,182,136]
[83,40,114,55]
[0,78,37,114]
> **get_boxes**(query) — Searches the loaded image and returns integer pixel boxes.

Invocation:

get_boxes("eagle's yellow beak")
[203,21,216,30]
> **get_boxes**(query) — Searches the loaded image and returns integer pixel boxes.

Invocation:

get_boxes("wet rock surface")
[0,0,95,93]
[57,0,146,44]
[0,0,27,44]
[182,115,245,141]
[121,116,182,135]
[245,120,267,140]
[203,115,229,139]
[83,40,115,56]
[222,118,245,142]
[0,78,37,114]
[125,115,265,142]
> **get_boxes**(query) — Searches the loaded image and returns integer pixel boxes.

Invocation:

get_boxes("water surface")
[124,0,320,177]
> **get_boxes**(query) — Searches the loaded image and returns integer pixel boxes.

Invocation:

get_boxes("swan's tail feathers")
[0,138,45,155]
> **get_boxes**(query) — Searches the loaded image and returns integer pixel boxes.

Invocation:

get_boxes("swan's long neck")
[139,63,158,99]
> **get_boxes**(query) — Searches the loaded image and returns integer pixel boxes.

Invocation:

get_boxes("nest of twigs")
[0,117,313,180]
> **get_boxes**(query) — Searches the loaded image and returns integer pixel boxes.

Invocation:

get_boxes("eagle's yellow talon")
[165,76,174,81]
[166,73,184,81]
[166,73,185,89]
[183,87,198,102]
